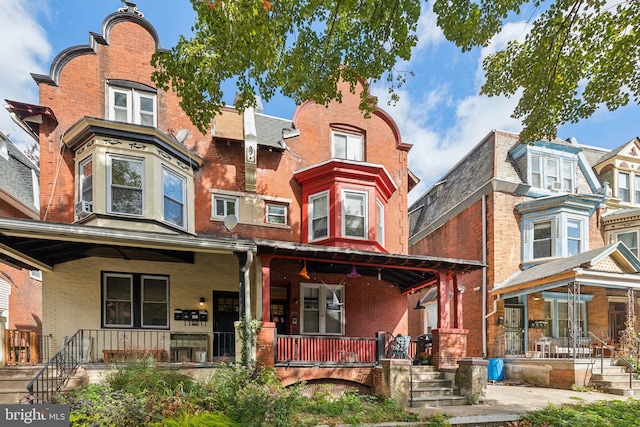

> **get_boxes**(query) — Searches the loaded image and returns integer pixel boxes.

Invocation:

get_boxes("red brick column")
[256,325,276,367]
[432,328,468,370]
[436,270,450,329]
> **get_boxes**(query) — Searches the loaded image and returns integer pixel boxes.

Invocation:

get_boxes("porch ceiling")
[0,217,254,271]
[255,239,485,292]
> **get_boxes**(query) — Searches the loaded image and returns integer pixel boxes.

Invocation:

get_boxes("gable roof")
[592,137,640,167]
[493,242,640,298]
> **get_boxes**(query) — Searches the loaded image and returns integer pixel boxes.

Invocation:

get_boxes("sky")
[1,0,638,205]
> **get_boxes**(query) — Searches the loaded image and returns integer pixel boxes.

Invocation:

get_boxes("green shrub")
[162,412,239,427]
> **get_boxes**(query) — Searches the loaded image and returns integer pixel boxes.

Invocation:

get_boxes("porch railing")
[275,333,415,365]
[3,330,53,365]
[493,336,593,359]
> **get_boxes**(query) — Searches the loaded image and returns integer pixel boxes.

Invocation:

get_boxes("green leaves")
[437,0,640,143]
[152,0,420,132]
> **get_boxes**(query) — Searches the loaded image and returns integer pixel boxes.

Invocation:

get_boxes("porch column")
[453,272,464,329]
[436,270,450,329]
[259,254,276,327]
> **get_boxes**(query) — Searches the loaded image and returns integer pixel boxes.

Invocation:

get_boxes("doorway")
[213,291,238,358]
[271,286,288,335]
[504,305,524,356]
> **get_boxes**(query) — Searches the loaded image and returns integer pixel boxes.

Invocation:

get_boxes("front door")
[213,291,239,358]
[504,305,524,356]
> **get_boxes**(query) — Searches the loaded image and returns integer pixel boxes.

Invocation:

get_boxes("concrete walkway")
[416,383,635,426]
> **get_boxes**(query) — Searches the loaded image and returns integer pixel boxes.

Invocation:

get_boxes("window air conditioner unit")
[75,201,93,218]
[548,181,563,191]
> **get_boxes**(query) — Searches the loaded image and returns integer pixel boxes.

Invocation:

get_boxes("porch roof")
[492,242,640,299]
[0,217,255,271]
[255,238,485,292]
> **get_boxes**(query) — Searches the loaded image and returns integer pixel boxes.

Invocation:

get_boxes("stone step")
[591,379,640,389]
[603,387,640,397]
[412,386,459,398]
[411,372,445,381]
[0,366,87,404]
[412,378,452,388]
[410,395,468,408]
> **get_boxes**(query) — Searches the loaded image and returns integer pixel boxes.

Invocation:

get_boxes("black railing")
[591,331,638,389]
[26,330,84,404]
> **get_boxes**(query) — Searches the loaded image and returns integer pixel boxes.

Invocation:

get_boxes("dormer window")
[332,131,363,161]
[530,154,575,192]
[618,172,631,202]
[107,82,157,127]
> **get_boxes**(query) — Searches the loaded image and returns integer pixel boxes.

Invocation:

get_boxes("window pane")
[112,158,143,187]
[112,188,143,215]
[163,169,185,227]
[215,199,225,216]
[617,232,638,255]
[533,222,552,258]
[563,161,573,192]
[140,113,154,126]
[619,172,630,201]
[142,277,167,327]
[333,134,347,159]
[344,192,365,237]
[114,92,128,108]
[267,204,286,224]
[311,194,328,240]
[105,276,132,326]
[139,96,154,113]
[81,159,93,203]
[635,175,640,204]
[567,220,581,256]
[302,287,319,333]
[345,135,363,161]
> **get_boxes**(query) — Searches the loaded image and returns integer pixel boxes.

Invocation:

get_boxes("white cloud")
[413,3,445,54]
[0,0,51,150]
[375,20,533,205]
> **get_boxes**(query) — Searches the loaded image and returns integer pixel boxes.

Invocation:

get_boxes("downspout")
[241,250,254,367]
[482,194,488,357]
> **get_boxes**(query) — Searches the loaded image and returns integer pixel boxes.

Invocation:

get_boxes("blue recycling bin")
[487,358,505,381]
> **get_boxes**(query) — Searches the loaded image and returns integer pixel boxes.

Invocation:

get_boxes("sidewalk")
[417,382,634,426]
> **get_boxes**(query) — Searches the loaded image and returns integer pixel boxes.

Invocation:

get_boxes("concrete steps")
[0,365,87,404]
[590,359,640,396]
[410,365,468,408]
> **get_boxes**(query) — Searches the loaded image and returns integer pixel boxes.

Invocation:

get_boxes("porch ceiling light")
[199,297,205,306]
[298,261,310,280]
[346,265,361,278]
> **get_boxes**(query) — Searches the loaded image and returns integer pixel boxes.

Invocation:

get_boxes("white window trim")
[212,194,239,218]
[308,191,330,242]
[332,131,363,161]
[522,214,589,262]
[29,270,42,281]
[618,171,631,202]
[108,85,157,127]
[78,155,93,204]
[266,202,287,225]
[342,189,368,239]
[107,154,145,216]
[162,167,187,229]
[300,283,344,335]
[528,153,577,192]
[376,199,384,247]
[615,230,639,256]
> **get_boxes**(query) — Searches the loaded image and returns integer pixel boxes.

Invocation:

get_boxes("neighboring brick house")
[0,2,481,388]
[0,131,42,362]
[408,130,640,388]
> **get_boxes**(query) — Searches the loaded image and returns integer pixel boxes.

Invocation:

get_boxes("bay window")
[616,231,639,256]
[342,190,367,238]
[619,171,630,202]
[532,221,552,259]
[376,199,384,246]
[309,191,329,241]
[162,167,186,228]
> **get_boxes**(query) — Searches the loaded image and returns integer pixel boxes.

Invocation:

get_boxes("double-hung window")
[212,195,238,218]
[301,283,344,335]
[543,292,590,338]
[567,219,582,256]
[103,272,169,329]
[532,221,552,259]
[529,154,576,191]
[108,155,144,215]
[266,203,287,225]
[79,156,93,205]
[343,190,367,238]
[616,231,639,256]
[619,172,631,202]
[108,85,157,127]
[376,199,384,246]
[162,167,186,228]
[332,131,363,161]
[309,192,329,241]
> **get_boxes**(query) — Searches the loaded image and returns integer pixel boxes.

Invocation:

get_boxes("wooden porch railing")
[4,330,40,365]
[275,334,385,364]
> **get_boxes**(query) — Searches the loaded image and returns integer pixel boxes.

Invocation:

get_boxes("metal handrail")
[589,331,637,389]
[26,330,84,404]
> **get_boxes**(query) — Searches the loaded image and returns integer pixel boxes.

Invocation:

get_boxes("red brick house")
[0,2,482,398]
[408,130,640,389]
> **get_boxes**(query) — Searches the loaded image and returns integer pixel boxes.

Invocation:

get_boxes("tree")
[152,0,640,143]
[434,0,640,143]
[151,0,420,132]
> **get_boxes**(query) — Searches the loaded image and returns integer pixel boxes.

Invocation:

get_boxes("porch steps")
[590,360,640,396]
[409,366,468,408]
[0,365,88,404]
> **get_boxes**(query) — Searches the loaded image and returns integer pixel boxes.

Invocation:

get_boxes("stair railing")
[589,331,636,389]
[25,330,84,403]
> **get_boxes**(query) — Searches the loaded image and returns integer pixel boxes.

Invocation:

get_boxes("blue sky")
[1,0,638,204]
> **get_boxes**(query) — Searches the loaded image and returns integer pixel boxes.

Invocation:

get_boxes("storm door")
[504,305,525,356]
